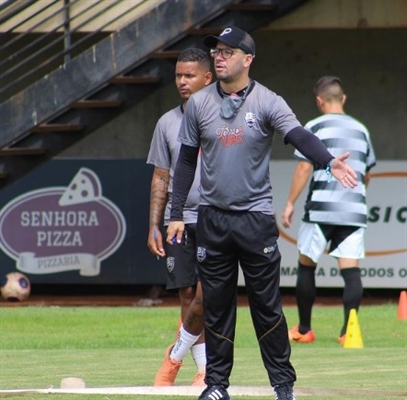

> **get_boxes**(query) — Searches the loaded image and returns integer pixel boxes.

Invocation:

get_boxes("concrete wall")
[266,0,407,29]
[61,0,407,160]
[250,27,407,160]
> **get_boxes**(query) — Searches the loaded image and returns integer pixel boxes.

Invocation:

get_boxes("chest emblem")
[245,112,256,128]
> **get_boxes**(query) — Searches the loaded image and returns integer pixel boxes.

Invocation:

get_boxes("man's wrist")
[169,217,183,222]
[326,158,335,169]
[325,158,335,182]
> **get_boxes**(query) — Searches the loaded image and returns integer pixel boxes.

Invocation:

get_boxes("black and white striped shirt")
[294,113,376,227]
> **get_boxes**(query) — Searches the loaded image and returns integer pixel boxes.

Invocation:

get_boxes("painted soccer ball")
[1,272,31,302]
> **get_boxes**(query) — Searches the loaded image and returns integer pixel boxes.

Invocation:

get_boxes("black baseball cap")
[203,26,255,56]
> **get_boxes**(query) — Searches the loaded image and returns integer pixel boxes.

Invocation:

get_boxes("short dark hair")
[313,76,344,101]
[178,47,210,70]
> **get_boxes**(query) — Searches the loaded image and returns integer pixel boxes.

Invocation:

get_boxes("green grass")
[0,304,406,399]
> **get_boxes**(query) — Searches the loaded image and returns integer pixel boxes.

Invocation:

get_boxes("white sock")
[190,342,206,372]
[170,325,200,362]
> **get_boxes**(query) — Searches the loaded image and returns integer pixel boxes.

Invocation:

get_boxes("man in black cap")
[167,26,358,400]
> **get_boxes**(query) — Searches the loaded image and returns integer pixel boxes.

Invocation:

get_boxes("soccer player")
[147,47,212,386]
[282,76,376,344]
[167,26,357,400]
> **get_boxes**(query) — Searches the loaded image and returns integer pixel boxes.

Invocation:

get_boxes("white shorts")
[297,222,365,263]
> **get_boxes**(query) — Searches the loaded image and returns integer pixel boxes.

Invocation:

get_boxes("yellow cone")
[343,309,364,349]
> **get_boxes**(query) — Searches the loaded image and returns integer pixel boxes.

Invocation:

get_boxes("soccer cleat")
[338,334,346,345]
[154,344,182,386]
[288,325,315,343]
[191,370,206,386]
[274,383,296,400]
[198,385,231,400]
[288,325,299,341]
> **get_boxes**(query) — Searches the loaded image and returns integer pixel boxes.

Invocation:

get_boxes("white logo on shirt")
[245,112,256,128]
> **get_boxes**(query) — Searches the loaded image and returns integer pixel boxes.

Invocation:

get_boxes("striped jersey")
[294,113,376,227]
[147,105,201,225]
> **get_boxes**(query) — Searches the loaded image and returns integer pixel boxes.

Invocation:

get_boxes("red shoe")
[191,370,206,386]
[288,325,299,341]
[288,325,315,343]
[338,334,346,345]
[154,344,182,386]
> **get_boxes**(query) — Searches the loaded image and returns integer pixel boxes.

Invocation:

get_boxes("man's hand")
[281,202,294,228]
[147,227,165,258]
[331,152,357,188]
[167,221,185,245]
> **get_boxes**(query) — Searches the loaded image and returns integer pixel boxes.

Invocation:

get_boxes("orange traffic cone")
[343,309,364,349]
[397,290,407,320]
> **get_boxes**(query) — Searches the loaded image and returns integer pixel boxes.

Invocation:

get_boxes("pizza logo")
[0,168,126,277]
[59,168,101,206]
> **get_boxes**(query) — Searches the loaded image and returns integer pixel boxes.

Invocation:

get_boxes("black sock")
[296,262,316,334]
[340,267,363,336]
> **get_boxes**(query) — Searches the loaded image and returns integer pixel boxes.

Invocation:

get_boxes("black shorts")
[164,223,199,291]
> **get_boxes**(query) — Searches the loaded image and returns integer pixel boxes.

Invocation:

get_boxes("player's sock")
[340,267,363,336]
[170,325,200,362]
[190,342,206,372]
[296,262,316,334]
[174,316,182,341]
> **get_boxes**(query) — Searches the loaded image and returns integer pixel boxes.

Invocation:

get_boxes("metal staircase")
[0,0,308,190]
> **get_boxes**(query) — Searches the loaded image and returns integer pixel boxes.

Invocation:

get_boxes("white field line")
[0,386,406,397]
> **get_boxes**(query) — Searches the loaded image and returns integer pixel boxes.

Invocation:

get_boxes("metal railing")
[0,0,154,101]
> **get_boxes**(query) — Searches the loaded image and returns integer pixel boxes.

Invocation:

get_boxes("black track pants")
[196,206,296,388]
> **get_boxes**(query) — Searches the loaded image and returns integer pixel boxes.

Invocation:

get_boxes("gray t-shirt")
[147,105,201,225]
[178,81,301,214]
[294,113,376,227]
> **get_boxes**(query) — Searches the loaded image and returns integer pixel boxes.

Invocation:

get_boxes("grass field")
[0,302,406,399]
